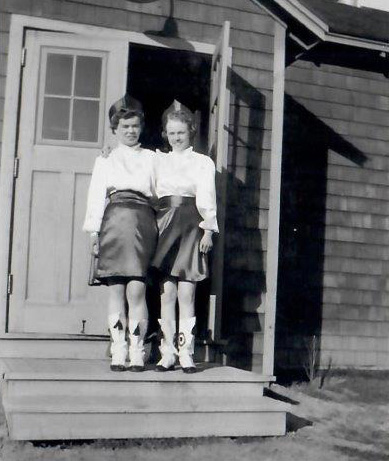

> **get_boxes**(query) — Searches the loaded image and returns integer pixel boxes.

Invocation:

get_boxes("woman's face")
[165,119,191,152]
[115,116,141,147]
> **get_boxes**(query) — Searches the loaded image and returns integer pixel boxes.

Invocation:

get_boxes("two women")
[84,96,218,373]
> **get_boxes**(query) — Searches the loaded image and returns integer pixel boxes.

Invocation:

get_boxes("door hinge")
[21,48,27,67]
[7,274,13,295]
[13,157,19,178]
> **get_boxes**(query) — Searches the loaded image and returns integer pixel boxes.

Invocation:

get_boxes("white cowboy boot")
[156,319,177,372]
[178,317,196,374]
[108,313,127,372]
[128,318,148,372]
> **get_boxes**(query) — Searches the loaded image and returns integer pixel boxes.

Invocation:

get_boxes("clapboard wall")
[277,43,389,371]
[0,0,276,371]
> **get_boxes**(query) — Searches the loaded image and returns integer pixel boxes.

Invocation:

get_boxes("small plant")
[303,335,320,382]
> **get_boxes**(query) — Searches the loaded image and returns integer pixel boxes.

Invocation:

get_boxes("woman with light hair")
[152,101,218,373]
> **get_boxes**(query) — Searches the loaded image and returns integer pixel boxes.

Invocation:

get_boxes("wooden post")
[263,22,286,376]
[207,21,231,343]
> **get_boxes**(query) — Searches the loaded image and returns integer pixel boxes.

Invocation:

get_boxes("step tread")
[1,359,274,383]
[4,394,289,414]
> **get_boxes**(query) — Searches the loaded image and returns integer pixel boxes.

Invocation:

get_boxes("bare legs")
[160,278,196,319]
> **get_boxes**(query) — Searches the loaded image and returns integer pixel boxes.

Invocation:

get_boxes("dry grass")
[0,370,387,461]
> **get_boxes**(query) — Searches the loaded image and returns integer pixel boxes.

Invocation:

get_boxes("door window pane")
[72,99,99,142]
[74,56,102,98]
[42,97,70,140]
[39,49,104,145]
[45,54,73,96]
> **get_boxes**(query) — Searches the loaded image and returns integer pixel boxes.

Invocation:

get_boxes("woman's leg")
[177,281,196,319]
[127,279,148,320]
[127,279,148,371]
[177,281,197,373]
[156,277,178,371]
[160,277,178,320]
[107,282,127,371]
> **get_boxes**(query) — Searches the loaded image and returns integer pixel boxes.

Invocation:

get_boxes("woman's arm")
[83,156,108,233]
[196,156,218,254]
[196,156,219,234]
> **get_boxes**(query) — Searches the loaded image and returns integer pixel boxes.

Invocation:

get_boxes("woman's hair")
[162,110,197,140]
[110,109,144,133]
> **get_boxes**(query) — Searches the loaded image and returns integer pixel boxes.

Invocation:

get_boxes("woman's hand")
[199,230,213,254]
[100,144,113,158]
[90,232,100,256]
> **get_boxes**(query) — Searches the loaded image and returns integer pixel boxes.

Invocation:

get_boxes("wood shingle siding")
[277,37,389,370]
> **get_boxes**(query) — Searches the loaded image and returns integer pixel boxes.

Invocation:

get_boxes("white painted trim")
[0,14,216,336]
[253,0,388,52]
[10,14,215,54]
[277,0,389,51]
[326,32,389,52]
[269,0,328,39]
[0,17,25,334]
[263,22,286,377]
[207,21,232,343]
[340,0,389,12]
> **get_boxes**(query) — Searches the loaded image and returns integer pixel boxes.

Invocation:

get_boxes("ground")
[0,370,388,461]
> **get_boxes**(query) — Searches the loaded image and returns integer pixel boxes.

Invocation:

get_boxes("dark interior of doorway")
[127,43,211,152]
[128,44,213,348]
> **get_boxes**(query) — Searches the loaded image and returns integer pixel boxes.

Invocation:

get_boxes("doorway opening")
[127,43,211,152]
[128,44,212,344]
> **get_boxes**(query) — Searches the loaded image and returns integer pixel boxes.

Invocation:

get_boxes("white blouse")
[83,143,155,233]
[155,147,219,233]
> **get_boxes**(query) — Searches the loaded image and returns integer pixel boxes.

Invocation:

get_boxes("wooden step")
[1,358,273,382]
[1,359,289,440]
[5,393,288,414]
[0,336,222,364]
[7,408,288,440]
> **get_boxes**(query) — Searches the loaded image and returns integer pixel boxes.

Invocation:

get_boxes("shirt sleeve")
[196,156,219,233]
[82,156,108,233]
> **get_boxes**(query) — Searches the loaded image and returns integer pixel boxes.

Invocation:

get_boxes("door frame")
[0,14,216,336]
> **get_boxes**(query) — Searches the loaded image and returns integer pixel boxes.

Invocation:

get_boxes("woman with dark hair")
[83,95,157,372]
[153,100,218,373]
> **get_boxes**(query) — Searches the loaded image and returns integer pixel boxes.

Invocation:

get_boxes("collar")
[118,142,142,152]
[171,146,193,155]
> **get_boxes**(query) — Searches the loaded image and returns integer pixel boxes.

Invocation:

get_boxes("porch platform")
[1,359,289,440]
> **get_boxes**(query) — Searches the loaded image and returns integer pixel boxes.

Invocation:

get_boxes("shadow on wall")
[275,93,368,377]
[221,69,268,370]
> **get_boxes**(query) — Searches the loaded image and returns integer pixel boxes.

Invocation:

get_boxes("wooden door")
[207,22,231,342]
[9,31,128,334]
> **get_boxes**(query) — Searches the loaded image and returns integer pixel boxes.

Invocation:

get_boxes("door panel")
[9,31,128,334]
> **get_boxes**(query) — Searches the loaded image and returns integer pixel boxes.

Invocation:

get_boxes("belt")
[158,196,196,208]
[109,189,150,206]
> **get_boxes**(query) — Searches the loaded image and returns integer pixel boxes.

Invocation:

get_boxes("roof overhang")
[251,0,389,52]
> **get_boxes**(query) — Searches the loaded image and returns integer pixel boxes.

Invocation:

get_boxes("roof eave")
[254,0,389,51]
[267,0,328,39]
[326,31,389,52]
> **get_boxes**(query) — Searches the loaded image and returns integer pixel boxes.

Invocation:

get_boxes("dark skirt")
[96,190,157,283]
[152,196,208,282]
